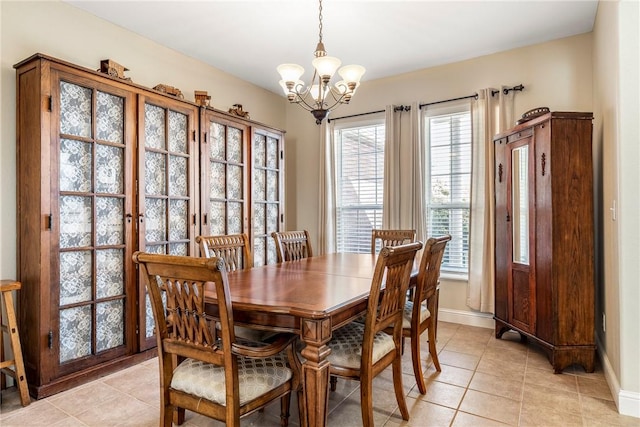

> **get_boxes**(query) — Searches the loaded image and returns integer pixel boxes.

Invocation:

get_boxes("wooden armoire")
[14,53,285,398]
[493,111,596,373]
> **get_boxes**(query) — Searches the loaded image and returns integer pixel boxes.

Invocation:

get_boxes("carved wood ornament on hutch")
[493,111,596,373]
[14,53,285,398]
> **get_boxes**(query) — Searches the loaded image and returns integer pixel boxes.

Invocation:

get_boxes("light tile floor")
[2,322,638,426]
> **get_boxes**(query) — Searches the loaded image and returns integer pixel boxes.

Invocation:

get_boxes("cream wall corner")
[593,0,640,418]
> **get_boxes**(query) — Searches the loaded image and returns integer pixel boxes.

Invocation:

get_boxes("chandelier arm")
[323,94,349,112]
[293,94,321,112]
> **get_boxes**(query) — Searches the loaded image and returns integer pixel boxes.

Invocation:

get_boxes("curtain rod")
[327,84,524,122]
[327,106,405,123]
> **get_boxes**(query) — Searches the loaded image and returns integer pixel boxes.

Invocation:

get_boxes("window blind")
[426,111,471,273]
[336,124,385,253]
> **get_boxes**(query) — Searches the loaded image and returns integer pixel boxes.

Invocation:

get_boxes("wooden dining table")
[203,253,391,427]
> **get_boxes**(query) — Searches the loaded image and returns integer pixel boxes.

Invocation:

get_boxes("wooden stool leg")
[1,285,30,406]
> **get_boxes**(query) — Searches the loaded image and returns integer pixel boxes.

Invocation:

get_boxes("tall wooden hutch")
[14,53,285,398]
[493,111,596,373]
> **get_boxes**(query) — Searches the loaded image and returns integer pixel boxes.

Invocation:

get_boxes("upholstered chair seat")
[327,322,395,369]
[401,301,431,329]
[171,352,292,406]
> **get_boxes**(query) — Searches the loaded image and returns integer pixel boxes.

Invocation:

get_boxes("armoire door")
[137,94,198,350]
[200,111,250,240]
[506,138,536,334]
[251,128,284,266]
[51,70,137,377]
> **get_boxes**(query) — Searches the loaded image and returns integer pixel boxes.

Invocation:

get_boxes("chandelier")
[277,0,366,124]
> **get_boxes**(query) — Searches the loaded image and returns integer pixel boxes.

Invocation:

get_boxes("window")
[335,122,385,253]
[424,107,471,273]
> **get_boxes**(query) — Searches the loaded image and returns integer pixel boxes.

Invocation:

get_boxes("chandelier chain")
[318,0,323,43]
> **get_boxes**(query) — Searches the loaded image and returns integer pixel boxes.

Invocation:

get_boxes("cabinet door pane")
[210,201,226,235]
[227,202,242,234]
[60,251,92,305]
[96,248,124,298]
[96,91,124,143]
[145,152,166,196]
[96,144,124,194]
[96,300,124,352]
[144,104,166,149]
[96,197,124,246]
[145,198,167,242]
[60,139,91,192]
[59,306,92,363]
[210,162,226,199]
[169,155,188,197]
[60,82,92,138]
[60,196,92,248]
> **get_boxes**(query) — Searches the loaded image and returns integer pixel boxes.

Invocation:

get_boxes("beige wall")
[284,33,594,315]
[593,0,640,414]
[0,0,287,280]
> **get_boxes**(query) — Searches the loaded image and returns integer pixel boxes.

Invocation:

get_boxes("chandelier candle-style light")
[277,0,365,124]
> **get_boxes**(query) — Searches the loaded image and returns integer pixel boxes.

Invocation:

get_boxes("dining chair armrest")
[232,333,297,358]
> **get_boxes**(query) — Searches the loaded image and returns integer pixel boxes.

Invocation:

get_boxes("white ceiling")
[65,0,599,96]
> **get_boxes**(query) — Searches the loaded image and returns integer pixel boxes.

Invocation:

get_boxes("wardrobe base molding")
[495,318,596,374]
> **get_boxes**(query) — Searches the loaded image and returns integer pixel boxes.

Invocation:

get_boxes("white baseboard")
[597,335,640,418]
[438,308,495,329]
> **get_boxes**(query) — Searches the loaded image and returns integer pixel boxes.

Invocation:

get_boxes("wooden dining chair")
[385,234,451,394]
[195,233,275,343]
[326,241,423,426]
[133,252,301,427]
[271,230,313,262]
[196,233,253,271]
[370,229,416,254]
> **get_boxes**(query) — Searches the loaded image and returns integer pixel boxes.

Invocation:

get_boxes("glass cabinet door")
[54,73,135,374]
[252,129,284,266]
[507,139,535,334]
[138,95,197,350]
[201,112,249,239]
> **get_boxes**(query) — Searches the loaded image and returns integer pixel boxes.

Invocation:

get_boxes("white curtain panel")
[382,105,402,229]
[318,120,337,254]
[409,101,426,244]
[467,88,514,313]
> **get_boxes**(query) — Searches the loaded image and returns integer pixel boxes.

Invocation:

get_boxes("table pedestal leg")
[300,318,332,427]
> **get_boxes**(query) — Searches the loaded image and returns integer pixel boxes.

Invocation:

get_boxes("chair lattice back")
[371,229,417,254]
[415,235,451,305]
[134,252,233,363]
[271,230,313,262]
[196,234,253,272]
[364,242,423,338]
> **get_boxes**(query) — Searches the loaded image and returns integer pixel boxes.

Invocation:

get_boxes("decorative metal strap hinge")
[498,163,503,183]
[541,153,547,176]
[48,96,53,112]
[48,330,53,349]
